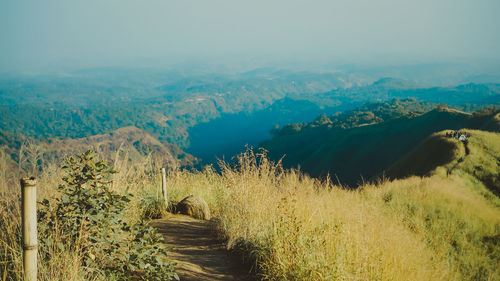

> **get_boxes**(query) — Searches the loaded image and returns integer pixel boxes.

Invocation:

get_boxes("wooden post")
[20,177,37,281]
[161,168,168,211]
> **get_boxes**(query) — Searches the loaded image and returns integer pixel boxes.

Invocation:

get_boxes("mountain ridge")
[262,102,500,186]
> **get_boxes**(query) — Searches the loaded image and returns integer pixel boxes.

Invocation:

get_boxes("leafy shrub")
[38,150,178,280]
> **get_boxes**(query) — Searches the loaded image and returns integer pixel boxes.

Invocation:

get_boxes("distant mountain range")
[0,68,499,166]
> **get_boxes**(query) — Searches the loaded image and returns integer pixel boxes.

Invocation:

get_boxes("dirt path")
[447,140,469,176]
[150,215,252,281]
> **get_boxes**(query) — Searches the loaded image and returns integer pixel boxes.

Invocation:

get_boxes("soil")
[151,214,253,281]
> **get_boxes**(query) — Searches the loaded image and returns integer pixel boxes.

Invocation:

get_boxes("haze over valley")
[1,1,500,280]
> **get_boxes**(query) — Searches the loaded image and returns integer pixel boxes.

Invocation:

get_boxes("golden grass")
[163,149,499,280]
[1,145,499,280]
[0,145,91,281]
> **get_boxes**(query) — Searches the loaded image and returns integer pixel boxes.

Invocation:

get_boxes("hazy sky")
[1,0,499,72]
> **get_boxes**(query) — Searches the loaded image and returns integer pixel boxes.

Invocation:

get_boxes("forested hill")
[0,69,358,147]
[272,98,439,134]
[261,101,500,187]
[1,69,499,165]
[0,126,194,170]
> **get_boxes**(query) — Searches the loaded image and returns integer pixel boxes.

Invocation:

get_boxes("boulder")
[176,195,211,220]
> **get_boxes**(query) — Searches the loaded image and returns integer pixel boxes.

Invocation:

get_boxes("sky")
[0,0,499,72]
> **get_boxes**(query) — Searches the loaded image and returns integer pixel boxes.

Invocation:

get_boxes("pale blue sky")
[1,0,499,72]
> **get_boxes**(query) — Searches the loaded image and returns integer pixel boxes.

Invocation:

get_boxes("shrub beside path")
[151,214,252,281]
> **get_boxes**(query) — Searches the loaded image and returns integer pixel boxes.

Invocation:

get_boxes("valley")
[1,68,499,168]
[2,1,500,279]
[1,67,499,281]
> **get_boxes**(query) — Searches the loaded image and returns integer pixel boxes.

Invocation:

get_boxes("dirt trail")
[151,215,252,281]
[447,140,469,176]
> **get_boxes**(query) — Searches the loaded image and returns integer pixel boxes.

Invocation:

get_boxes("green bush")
[38,150,178,280]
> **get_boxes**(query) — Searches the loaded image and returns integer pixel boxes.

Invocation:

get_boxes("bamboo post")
[20,177,37,281]
[161,168,168,211]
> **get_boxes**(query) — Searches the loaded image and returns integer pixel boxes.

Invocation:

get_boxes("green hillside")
[2,114,499,281]
[1,69,499,159]
[388,130,500,197]
[386,132,460,179]
[262,103,500,186]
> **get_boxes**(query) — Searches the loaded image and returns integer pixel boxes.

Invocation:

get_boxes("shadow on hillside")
[385,134,457,179]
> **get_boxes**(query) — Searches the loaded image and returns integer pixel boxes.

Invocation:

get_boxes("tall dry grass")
[0,144,86,281]
[2,144,499,280]
[0,144,169,280]
[164,149,500,280]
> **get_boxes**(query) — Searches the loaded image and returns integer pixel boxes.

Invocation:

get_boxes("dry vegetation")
[1,136,499,280]
[165,149,499,280]
[0,144,175,281]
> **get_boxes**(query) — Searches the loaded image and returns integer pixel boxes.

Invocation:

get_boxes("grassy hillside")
[478,112,500,131]
[263,104,500,186]
[150,147,500,280]
[386,132,460,178]
[458,130,500,196]
[1,135,499,280]
[388,130,500,196]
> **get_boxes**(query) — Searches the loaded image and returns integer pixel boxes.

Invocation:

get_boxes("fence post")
[161,168,168,211]
[20,177,37,281]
